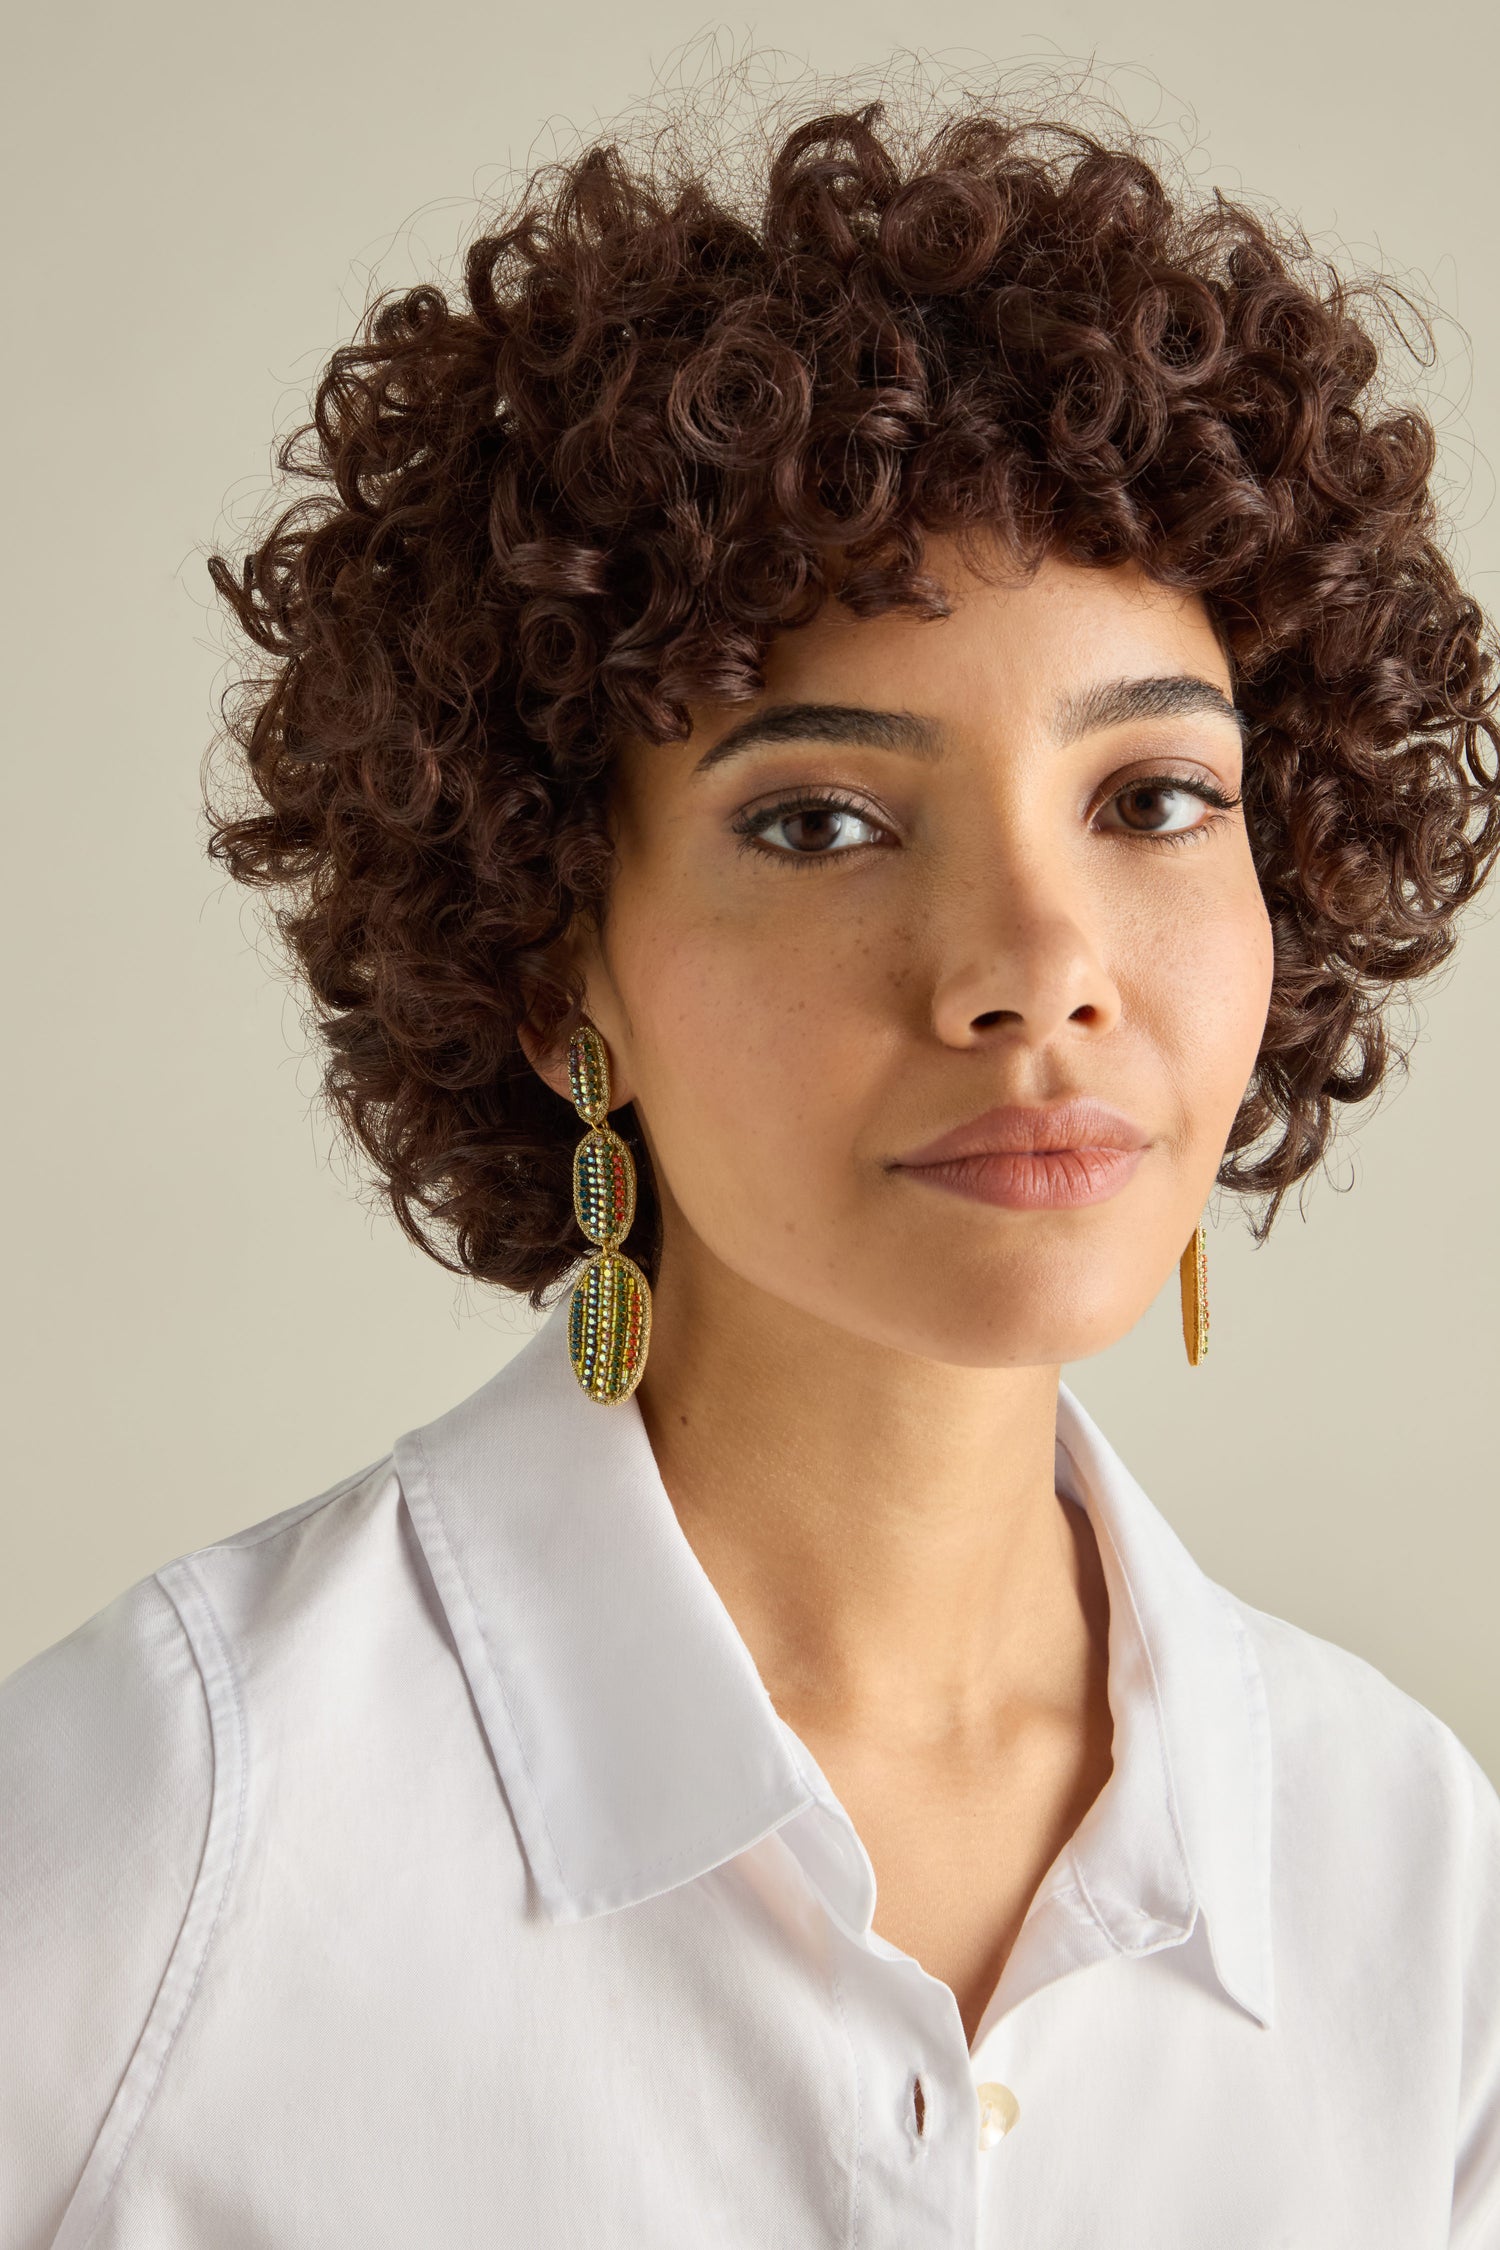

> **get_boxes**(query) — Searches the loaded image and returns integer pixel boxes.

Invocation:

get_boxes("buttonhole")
[912,2074,926,2137]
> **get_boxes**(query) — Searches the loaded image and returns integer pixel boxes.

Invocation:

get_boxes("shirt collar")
[1051,1391,1274,2028]
[395,1296,1273,2029]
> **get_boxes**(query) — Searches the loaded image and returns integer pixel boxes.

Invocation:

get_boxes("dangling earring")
[1179,1220,1209,1367]
[565,1019,652,1404]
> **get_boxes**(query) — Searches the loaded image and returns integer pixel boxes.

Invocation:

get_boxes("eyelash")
[729,787,888,869]
[729,777,1243,864]
[1102,773,1244,847]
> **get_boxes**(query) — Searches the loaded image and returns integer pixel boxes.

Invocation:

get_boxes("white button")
[976,2080,1019,2150]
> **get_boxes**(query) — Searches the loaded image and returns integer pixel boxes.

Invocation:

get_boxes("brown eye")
[775,807,860,852]
[734,793,889,859]
[1102,781,1214,837]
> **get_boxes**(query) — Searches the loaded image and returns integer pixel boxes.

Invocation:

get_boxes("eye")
[1097,775,1238,840]
[731,789,892,861]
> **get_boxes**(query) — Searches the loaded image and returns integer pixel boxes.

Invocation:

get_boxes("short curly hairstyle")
[205,82,1500,1305]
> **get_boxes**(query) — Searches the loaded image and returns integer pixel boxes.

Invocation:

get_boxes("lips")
[892,1100,1149,1213]
[895,1099,1149,1167]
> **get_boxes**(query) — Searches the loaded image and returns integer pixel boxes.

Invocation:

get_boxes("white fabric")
[2,1292,1498,2248]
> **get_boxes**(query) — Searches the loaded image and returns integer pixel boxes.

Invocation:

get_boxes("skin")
[520,538,1274,2051]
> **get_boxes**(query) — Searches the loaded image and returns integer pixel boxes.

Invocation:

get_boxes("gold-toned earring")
[565,1019,652,1404]
[1179,1220,1209,1367]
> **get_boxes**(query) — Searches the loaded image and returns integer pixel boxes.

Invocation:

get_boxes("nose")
[927,867,1122,1051]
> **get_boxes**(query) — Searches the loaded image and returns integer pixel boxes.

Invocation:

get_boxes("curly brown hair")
[204,84,1500,1306]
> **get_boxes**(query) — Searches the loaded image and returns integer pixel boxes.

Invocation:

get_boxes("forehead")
[751,545,1230,719]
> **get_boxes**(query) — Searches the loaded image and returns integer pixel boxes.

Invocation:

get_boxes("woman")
[3,88,1498,2248]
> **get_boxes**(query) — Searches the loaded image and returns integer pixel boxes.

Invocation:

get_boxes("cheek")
[610,886,886,1220]
[1142,869,1274,1134]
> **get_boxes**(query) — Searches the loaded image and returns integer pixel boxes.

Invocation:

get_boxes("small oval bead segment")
[568,1250,652,1402]
[567,1022,611,1125]
[573,1125,636,1247]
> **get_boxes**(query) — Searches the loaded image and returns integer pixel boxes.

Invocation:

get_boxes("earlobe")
[515,1013,574,1106]
[518,1002,636,1110]
[515,920,630,1108]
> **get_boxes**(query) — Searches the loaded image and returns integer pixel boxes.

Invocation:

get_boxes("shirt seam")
[205,1454,393,1556]
[49,1559,247,2250]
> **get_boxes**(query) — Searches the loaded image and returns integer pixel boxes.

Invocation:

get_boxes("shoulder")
[0,1447,407,1858]
[0,1451,402,2246]
[0,1447,408,1777]
[1231,1589,1483,1794]
[1230,1594,1500,2235]
[1229,1587,1499,1925]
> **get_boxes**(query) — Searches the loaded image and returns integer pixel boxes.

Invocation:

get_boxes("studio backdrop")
[3,0,1496,1780]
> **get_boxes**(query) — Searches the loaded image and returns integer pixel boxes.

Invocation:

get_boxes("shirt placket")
[774,1775,1059,2246]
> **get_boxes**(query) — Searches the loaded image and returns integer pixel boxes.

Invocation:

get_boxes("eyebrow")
[1052,674,1246,743]
[689,674,1245,778]
[690,702,941,776]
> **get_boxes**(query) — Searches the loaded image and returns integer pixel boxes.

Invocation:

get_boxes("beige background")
[4,4,1497,1781]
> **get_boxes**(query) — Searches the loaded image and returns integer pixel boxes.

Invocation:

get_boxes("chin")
[848,1246,1150,1368]
[833,1286,1138,1373]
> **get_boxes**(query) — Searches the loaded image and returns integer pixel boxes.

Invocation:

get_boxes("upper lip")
[894,1099,1150,1166]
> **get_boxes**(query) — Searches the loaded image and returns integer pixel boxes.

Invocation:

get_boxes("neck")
[633,1248,1101,1753]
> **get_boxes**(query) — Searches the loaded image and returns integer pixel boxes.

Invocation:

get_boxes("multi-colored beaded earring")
[565,1018,652,1404]
[1179,1219,1209,1367]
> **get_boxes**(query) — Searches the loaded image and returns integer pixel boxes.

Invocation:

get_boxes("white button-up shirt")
[4,1294,1498,2248]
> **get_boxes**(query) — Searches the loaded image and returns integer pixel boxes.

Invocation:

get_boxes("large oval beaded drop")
[568,1249,651,1404]
[565,1022,652,1403]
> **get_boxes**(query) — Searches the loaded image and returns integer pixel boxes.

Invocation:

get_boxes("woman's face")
[549,539,1274,1367]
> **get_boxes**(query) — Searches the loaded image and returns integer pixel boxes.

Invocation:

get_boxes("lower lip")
[896,1146,1145,1211]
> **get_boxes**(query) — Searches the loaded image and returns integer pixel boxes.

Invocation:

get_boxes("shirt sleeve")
[0,1574,214,2250]
[1451,1742,1500,2247]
